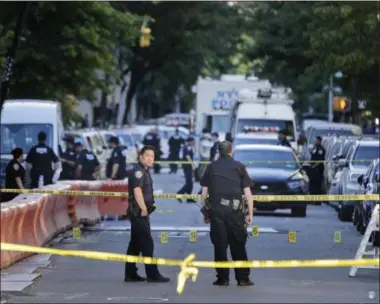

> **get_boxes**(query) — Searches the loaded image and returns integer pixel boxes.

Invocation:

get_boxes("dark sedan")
[233,144,310,217]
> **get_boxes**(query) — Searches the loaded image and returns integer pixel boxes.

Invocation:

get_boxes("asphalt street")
[3,169,380,303]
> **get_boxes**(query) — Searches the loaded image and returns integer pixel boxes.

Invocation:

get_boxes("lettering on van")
[211,89,238,110]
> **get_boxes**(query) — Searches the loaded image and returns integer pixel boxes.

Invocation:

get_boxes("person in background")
[168,128,184,174]
[60,136,77,180]
[210,132,220,161]
[177,137,196,203]
[143,128,161,174]
[106,136,126,180]
[309,136,326,199]
[2,148,25,202]
[26,131,60,188]
[81,114,89,128]
[277,130,291,148]
[75,142,101,180]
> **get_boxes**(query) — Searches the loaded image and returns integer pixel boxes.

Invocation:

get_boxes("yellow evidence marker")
[189,230,197,243]
[251,225,259,237]
[160,232,168,244]
[72,227,81,240]
[334,231,342,243]
[288,231,296,243]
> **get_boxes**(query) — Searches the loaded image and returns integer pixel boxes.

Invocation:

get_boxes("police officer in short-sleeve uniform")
[2,148,25,202]
[200,141,254,287]
[26,131,60,188]
[168,129,184,174]
[124,146,170,283]
[209,132,220,161]
[60,136,77,180]
[106,136,126,180]
[177,137,196,203]
[74,142,101,180]
[309,136,326,196]
[143,128,161,174]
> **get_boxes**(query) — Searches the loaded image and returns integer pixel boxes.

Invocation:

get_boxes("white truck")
[229,87,299,151]
[195,76,271,160]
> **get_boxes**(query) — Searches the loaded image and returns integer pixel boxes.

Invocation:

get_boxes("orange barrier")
[0,180,128,269]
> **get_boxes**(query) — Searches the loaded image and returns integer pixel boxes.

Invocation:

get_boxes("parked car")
[353,159,379,234]
[233,144,310,217]
[335,139,380,221]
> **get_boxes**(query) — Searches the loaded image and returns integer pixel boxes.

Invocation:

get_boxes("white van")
[229,88,298,151]
[0,100,64,187]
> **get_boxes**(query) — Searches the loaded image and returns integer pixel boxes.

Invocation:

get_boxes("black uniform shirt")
[60,148,77,179]
[182,144,194,169]
[76,150,100,179]
[200,155,253,203]
[310,144,326,171]
[168,135,184,154]
[26,143,59,177]
[210,141,220,161]
[143,133,161,155]
[5,159,25,189]
[106,146,126,179]
[129,162,154,206]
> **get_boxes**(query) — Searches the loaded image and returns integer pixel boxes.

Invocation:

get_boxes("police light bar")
[243,126,280,132]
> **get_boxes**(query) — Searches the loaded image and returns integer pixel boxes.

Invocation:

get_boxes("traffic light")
[333,97,351,112]
[140,24,152,48]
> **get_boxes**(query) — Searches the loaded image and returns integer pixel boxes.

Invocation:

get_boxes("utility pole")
[0,2,31,112]
[328,75,334,122]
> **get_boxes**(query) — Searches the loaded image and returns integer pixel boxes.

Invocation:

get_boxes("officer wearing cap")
[278,130,292,148]
[2,148,25,202]
[177,137,196,203]
[26,131,60,188]
[200,140,254,287]
[210,132,220,161]
[309,136,325,197]
[74,142,101,180]
[106,136,126,180]
[168,128,184,174]
[60,136,77,180]
[124,145,170,283]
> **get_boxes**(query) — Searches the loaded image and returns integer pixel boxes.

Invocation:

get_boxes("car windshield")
[353,145,380,167]
[118,134,133,147]
[1,124,53,154]
[237,119,295,141]
[233,138,278,147]
[133,133,142,143]
[233,149,299,170]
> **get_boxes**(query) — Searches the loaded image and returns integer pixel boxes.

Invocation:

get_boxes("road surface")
[1,170,379,303]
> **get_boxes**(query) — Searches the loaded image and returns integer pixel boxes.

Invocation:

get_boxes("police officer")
[200,141,254,287]
[60,136,77,180]
[177,137,196,203]
[168,128,184,174]
[2,148,25,202]
[210,132,220,161]
[75,142,101,180]
[309,136,326,197]
[124,145,170,283]
[278,130,292,148]
[26,131,60,188]
[143,128,161,174]
[106,136,126,180]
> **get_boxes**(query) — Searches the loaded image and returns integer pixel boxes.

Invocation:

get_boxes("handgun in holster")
[200,197,211,218]
[147,204,156,214]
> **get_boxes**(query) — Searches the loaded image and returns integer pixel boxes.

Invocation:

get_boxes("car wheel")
[292,206,307,217]
[372,231,380,247]
[338,205,353,222]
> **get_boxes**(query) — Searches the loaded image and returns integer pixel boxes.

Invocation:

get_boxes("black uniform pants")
[154,152,161,174]
[30,173,53,189]
[309,168,324,195]
[178,167,193,194]
[169,152,179,173]
[209,205,250,282]
[125,216,160,278]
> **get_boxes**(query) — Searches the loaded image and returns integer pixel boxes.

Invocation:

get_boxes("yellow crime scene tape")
[1,242,379,295]
[1,188,379,202]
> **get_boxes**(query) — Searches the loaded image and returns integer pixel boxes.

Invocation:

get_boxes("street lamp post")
[328,71,343,122]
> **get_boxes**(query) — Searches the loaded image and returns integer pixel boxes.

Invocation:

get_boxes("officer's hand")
[245,215,252,226]
[141,208,148,217]
[203,215,210,224]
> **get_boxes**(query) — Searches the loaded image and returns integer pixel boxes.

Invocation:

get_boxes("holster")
[220,197,246,214]
[200,197,211,218]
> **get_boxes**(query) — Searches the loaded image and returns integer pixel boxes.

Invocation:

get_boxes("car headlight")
[349,172,361,183]
[287,179,305,189]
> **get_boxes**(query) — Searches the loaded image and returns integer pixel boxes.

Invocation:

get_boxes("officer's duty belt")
[220,198,242,211]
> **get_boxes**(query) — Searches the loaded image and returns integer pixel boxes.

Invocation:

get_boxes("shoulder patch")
[135,170,143,179]
[13,163,19,170]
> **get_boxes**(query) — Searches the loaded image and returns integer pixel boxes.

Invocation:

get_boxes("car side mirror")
[357,174,364,184]
[338,159,348,168]
[375,173,380,183]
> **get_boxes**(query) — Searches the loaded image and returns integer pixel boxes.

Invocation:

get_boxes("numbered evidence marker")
[189,230,197,243]
[334,231,342,243]
[72,227,81,239]
[160,232,168,244]
[288,231,296,243]
[251,225,259,237]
